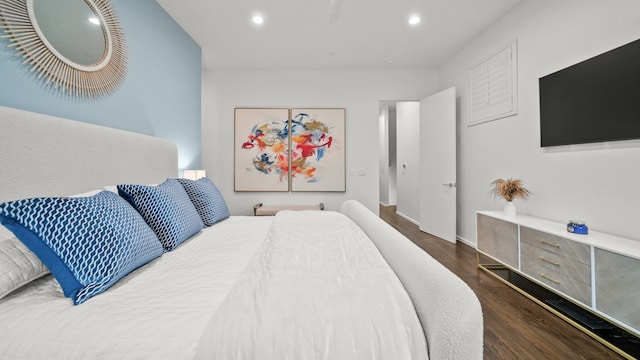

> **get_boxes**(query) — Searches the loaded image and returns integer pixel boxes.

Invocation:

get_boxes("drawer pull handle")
[539,239,560,248]
[540,256,560,266]
[540,273,560,284]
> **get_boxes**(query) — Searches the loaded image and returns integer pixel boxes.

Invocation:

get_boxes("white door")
[419,87,457,243]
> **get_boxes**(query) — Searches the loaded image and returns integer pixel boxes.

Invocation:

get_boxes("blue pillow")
[118,179,204,251]
[0,191,164,305]
[176,178,230,226]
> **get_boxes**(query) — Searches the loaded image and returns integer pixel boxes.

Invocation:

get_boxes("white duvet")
[0,211,428,360]
[196,210,428,360]
[0,216,272,360]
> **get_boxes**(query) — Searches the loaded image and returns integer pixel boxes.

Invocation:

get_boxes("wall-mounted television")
[539,38,640,147]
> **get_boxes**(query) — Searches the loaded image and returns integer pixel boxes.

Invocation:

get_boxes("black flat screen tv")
[539,38,640,147]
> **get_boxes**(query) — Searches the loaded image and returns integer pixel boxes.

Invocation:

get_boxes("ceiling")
[156,0,521,69]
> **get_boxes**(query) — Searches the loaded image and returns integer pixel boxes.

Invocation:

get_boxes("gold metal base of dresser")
[477,255,640,360]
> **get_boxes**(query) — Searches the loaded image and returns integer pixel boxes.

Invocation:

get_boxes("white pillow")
[103,185,118,194]
[0,224,49,299]
[69,189,103,198]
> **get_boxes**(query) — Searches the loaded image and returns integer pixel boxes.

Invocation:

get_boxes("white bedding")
[0,216,272,360]
[0,211,428,360]
[196,211,428,359]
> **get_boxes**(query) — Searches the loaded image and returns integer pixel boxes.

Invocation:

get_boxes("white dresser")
[477,211,640,358]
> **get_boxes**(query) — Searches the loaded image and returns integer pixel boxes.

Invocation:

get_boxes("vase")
[504,201,516,216]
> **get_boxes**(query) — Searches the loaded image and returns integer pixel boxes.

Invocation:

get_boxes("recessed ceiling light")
[252,15,264,25]
[89,17,100,25]
[385,59,396,64]
[408,15,421,25]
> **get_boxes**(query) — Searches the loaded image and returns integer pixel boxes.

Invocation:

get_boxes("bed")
[0,106,483,359]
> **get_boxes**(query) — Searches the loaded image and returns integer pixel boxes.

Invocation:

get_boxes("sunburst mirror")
[0,0,127,99]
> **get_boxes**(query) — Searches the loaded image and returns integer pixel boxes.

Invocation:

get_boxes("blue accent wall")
[0,0,201,170]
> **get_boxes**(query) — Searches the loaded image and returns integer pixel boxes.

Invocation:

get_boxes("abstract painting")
[234,108,290,191]
[235,108,345,192]
[290,108,345,192]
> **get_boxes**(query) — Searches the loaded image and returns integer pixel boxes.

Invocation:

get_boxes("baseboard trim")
[395,211,419,226]
[389,210,475,247]
[456,235,476,248]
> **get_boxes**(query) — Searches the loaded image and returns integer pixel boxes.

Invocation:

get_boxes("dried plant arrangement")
[490,178,531,202]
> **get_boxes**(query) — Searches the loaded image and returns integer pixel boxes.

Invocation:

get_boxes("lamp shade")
[183,170,206,180]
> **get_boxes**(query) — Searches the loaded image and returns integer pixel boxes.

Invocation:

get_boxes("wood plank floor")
[379,205,624,360]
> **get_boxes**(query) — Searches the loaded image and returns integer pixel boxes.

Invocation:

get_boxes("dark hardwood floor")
[379,205,624,360]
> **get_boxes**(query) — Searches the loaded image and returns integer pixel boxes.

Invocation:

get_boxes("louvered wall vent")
[469,39,518,126]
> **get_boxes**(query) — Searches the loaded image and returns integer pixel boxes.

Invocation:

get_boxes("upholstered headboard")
[0,106,178,202]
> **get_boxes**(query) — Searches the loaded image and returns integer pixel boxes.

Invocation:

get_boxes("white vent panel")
[469,39,518,126]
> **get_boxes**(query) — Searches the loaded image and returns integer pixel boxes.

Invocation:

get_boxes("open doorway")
[380,100,421,224]
[379,102,397,207]
[379,89,457,242]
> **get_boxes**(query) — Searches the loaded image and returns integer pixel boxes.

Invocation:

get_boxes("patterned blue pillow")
[118,179,204,251]
[176,178,230,226]
[0,191,164,305]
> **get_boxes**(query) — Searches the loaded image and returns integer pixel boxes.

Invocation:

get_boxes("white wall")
[202,69,439,215]
[440,0,640,243]
[395,101,421,223]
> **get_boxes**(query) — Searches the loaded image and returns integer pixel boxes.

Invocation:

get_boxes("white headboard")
[0,106,178,202]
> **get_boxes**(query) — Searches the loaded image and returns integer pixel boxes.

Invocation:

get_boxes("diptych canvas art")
[235,108,345,192]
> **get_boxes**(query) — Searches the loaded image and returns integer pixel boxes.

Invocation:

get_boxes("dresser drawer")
[521,255,592,306]
[520,241,591,285]
[477,214,519,269]
[520,226,590,265]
